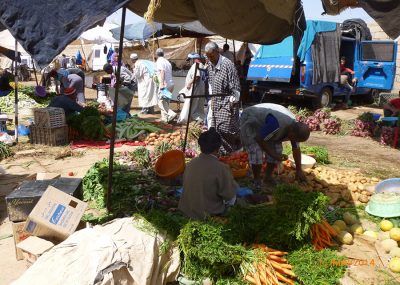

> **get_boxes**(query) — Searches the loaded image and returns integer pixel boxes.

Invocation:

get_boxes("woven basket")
[29,125,68,146]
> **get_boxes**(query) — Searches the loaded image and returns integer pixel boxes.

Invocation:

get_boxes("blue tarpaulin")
[256,36,294,58]
[297,20,337,62]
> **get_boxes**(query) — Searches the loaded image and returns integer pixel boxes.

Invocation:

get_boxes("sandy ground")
[0,83,399,284]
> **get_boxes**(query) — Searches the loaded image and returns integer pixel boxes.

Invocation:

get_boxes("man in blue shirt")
[48,87,83,116]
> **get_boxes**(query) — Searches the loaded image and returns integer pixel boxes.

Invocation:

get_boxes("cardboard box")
[24,186,87,242]
[36,173,61,180]
[6,178,82,222]
[12,221,31,260]
[17,236,54,266]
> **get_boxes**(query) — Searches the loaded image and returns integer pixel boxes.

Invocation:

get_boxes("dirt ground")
[0,84,399,284]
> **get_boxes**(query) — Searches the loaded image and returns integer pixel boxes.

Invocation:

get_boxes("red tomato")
[68,172,74,176]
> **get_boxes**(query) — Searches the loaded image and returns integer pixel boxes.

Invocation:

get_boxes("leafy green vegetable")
[284,144,330,164]
[178,221,250,281]
[287,246,346,285]
[0,142,12,161]
[130,147,151,169]
[81,116,104,140]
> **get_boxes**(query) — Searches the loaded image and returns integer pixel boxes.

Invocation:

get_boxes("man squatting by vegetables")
[240,103,310,190]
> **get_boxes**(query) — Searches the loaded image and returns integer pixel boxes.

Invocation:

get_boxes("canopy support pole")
[14,39,18,143]
[182,62,199,153]
[233,40,236,63]
[106,6,127,211]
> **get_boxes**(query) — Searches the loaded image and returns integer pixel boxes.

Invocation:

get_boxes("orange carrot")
[245,274,257,284]
[268,255,288,263]
[269,261,296,277]
[274,271,295,285]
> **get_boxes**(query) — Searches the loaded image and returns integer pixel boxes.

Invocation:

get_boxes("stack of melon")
[378,220,400,273]
[331,214,400,273]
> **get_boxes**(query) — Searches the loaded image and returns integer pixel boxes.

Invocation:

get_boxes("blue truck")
[247,20,398,108]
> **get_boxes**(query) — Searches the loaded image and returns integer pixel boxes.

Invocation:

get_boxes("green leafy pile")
[357,112,374,123]
[130,147,151,169]
[225,184,329,250]
[287,246,346,285]
[0,86,55,113]
[178,221,250,281]
[67,107,104,140]
[82,159,168,214]
[0,142,12,161]
[284,144,330,164]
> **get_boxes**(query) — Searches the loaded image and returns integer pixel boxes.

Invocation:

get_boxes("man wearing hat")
[155,48,177,123]
[48,87,84,116]
[130,53,158,114]
[177,52,207,124]
[240,103,310,190]
[48,68,85,104]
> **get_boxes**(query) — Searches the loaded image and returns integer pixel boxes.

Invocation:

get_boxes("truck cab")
[247,20,397,108]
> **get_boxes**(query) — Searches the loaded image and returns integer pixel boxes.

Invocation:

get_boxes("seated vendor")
[178,128,238,220]
[0,74,12,97]
[383,97,400,117]
[48,87,84,116]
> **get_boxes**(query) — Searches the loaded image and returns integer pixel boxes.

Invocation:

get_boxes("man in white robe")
[130,53,158,114]
[177,53,206,124]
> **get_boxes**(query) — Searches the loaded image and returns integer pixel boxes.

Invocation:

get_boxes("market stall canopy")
[110,21,163,41]
[0,0,305,68]
[80,23,120,43]
[321,0,400,39]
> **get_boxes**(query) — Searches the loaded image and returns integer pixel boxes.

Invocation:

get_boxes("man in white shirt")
[155,48,177,123]
[220,44,235,63]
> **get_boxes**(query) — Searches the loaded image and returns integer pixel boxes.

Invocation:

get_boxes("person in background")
[383,97,400,117]
[103,63,135,115]
[340,56,357,107]
[178,128,238,220]
[130,53,158,114]
[240,103,310,190]
[155,48,177,123]
[48,69,85,104]
[0,74,12,97]
[60,54,68,69]
[220,43,235,63]
[205,41,241,154]
[177,53,207,124]
[48,87,83,116]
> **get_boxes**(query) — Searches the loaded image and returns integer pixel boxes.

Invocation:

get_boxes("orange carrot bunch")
[311,219,337,250]
[243,244,296,285]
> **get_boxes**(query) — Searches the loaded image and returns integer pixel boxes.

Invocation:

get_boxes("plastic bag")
[159,88,173,100]
[0,132,14,145]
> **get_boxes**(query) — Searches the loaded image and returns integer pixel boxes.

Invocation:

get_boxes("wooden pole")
[182,62,199,152]
[14,39,18,143]
[106,6,126,211]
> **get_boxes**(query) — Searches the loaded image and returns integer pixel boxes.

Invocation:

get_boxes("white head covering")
[130,53,138,60]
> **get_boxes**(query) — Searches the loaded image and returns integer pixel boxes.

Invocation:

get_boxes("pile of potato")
[278,165,380,207]
[143,131,184,146]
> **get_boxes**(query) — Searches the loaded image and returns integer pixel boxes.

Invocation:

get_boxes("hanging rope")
[144,0,162,23]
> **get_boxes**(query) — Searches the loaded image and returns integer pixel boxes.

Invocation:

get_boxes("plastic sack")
[0,132,14,145]
[160,88,173,100]
[17,125,30,136]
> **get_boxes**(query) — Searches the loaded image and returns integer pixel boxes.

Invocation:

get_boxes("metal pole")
[233,40,236,63]
[182,62,199,152]
[14,39,18,143]
[107,6,127,211]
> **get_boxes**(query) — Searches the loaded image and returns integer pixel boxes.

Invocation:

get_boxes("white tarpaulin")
[12,218,180,285]
[0,30,28,55]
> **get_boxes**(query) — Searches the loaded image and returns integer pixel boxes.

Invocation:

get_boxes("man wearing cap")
[48,87,84,116]
[49,69,85,104]
[155,48,177,123]
[240,103,310,190]
[177,53,207,124]
[130,53,158,114]
[205,41,241,154]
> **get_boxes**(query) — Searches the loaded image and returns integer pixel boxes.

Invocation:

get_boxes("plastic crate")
[379,93,399,107]
[33,107,66,128]
[29,125,68,146]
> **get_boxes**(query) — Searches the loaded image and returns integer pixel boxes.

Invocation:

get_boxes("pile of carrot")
[310,219,337,250]
[244,244,296,285]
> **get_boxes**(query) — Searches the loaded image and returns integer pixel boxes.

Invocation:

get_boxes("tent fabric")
[0,30,28,55]
[0,0,128,68]
[311,28,341,85]
[0,0,304,68]
[359,0,400,39]
[297,20,338,62]
[111,22,163,41]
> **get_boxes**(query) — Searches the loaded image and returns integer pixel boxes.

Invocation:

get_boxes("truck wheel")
[366,89,381,105]
[312,88,332,109]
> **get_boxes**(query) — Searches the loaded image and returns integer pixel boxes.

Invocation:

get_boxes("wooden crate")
[29,125,68,146]
[33,107,66,128]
